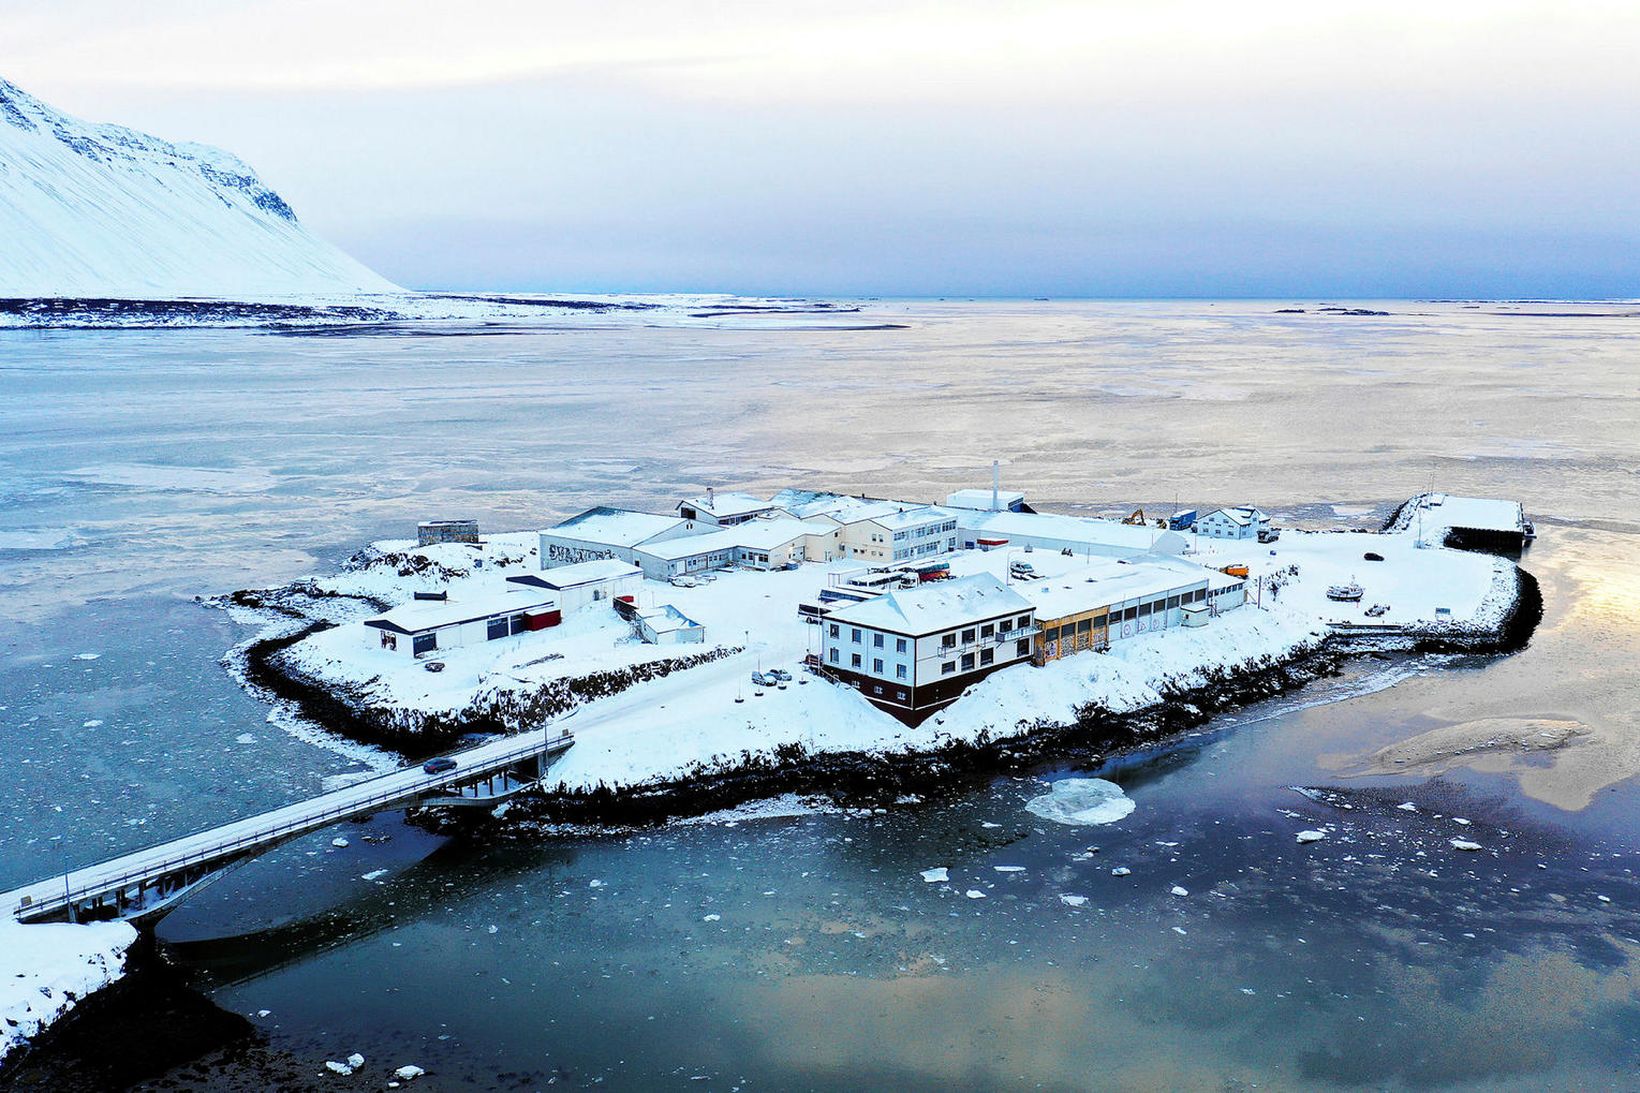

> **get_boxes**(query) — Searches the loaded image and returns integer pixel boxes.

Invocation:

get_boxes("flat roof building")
[957,509,1188,558]
[364,588,559,657]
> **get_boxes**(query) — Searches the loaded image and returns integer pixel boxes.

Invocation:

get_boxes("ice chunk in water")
[919,867,948,883]
[1024,778,1135,827]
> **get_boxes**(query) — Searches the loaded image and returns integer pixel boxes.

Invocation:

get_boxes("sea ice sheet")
[1024,778,1136,827]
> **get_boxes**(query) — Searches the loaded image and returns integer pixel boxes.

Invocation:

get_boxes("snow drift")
[0,77,397,300]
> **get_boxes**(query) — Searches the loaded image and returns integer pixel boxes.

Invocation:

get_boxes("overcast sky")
[7,0,1639,297]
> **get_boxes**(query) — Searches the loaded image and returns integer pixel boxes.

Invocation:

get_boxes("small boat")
[1522,519,1536,542]
[1326,581,1364,602]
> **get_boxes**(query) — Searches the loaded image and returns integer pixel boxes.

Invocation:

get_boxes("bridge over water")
[1,729,573,926]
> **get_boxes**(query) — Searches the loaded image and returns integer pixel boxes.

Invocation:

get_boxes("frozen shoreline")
[226,515,1536,823]
[0,920,137,1064]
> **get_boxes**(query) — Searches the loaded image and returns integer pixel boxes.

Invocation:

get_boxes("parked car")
[751,671,776,687]
[422,757,458,775]
[669,575,699,588]
[423,661,445,673]
[768,668,793,681]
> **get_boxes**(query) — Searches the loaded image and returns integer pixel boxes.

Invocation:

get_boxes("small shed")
[417,519,479,546]
[636,604,706,645]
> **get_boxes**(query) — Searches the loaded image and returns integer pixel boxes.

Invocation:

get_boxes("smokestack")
[707,486,715,508]
[991,460,1000,511]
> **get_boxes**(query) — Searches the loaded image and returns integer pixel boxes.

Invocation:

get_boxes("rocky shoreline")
[234,565,1541,832]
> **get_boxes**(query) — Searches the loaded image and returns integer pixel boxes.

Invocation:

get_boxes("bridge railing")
[9,730,572,918]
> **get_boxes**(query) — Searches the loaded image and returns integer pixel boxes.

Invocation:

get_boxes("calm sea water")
[2,300,1638,1089]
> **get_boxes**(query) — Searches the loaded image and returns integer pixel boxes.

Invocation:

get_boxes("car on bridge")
[422,757,458,775]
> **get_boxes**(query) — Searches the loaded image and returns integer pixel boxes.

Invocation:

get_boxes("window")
[962,628,976,643]
[873,633,884,648]
[961,653,976,671]
[487,617,510,641]
[980,648,995,666]
[1017,639,1030,657]
[829,648,840,663]
[942,633,957,649]
[1018,614,1032,631]
[829,624,840,638]
[873,685,884,695]
[412,633,437,656]
[852,628,862,643]
[1077,618,1092,633]
[510,614,527,635]
[1166,595,1180,610]
[1122,606,1138,621]
[896,638,908,654]
[873,658,884,673]
[981,623,994,639]
[896,690,908,701]
[896,664,907,680]
[1043,625,1059,642]
[1139,601,1153,617]
[941,661,956,675]
[851,653,862,668]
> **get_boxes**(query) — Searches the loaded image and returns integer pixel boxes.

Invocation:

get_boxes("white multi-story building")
[818,574,1036,722]
[1196,507,1270,540]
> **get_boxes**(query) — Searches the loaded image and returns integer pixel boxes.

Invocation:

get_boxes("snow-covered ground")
[258,515,1515,794]
[0,919,137,1063]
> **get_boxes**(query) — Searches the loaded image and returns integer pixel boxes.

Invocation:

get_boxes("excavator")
[1121,508,1170,529]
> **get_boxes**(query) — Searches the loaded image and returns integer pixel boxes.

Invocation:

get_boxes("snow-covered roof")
[1203,506,1268,527]
[364,588,557,635]
[1416,494,1523,533]
[945,488,1026,511]
[959,510,1187,553]
[636,517,810,561]
[637,603,703,633]
[524,558,642,588]
[867,505,956,531]
[678,491,783,520]
[1018,561,1211,620]
[767,490,925,525]
[825,574,1032,635]
[548,506,692,547]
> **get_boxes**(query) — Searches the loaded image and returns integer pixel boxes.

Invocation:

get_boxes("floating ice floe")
[703,913,721,921]
[1453,817,1472,826]
[1110,867,1132,877]
[965,889,987,899]
[1296,830,1327,844]
[73,653,100,661]
[1170,886,1189,897]
[994,865,1025,873]
[347,1054,365,1070]
[919,867,948,883]
[1451,839,1482,852]
[325,1060,354,1075]
[331,837,349,848]
[361,869,388,881]
[1024,778,1135,827]
[1059,894,1089,907]
[395,1064,426,1081]
[1396,802,1418,812]
[235,733,256,745]
[82,720,103,728]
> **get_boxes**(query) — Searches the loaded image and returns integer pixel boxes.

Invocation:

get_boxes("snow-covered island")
[228,487,1538,824]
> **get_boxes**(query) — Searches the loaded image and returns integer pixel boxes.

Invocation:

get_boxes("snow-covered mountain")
[0,77,398,300]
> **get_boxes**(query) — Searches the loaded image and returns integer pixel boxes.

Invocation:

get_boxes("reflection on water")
[2,300,1639,1087]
